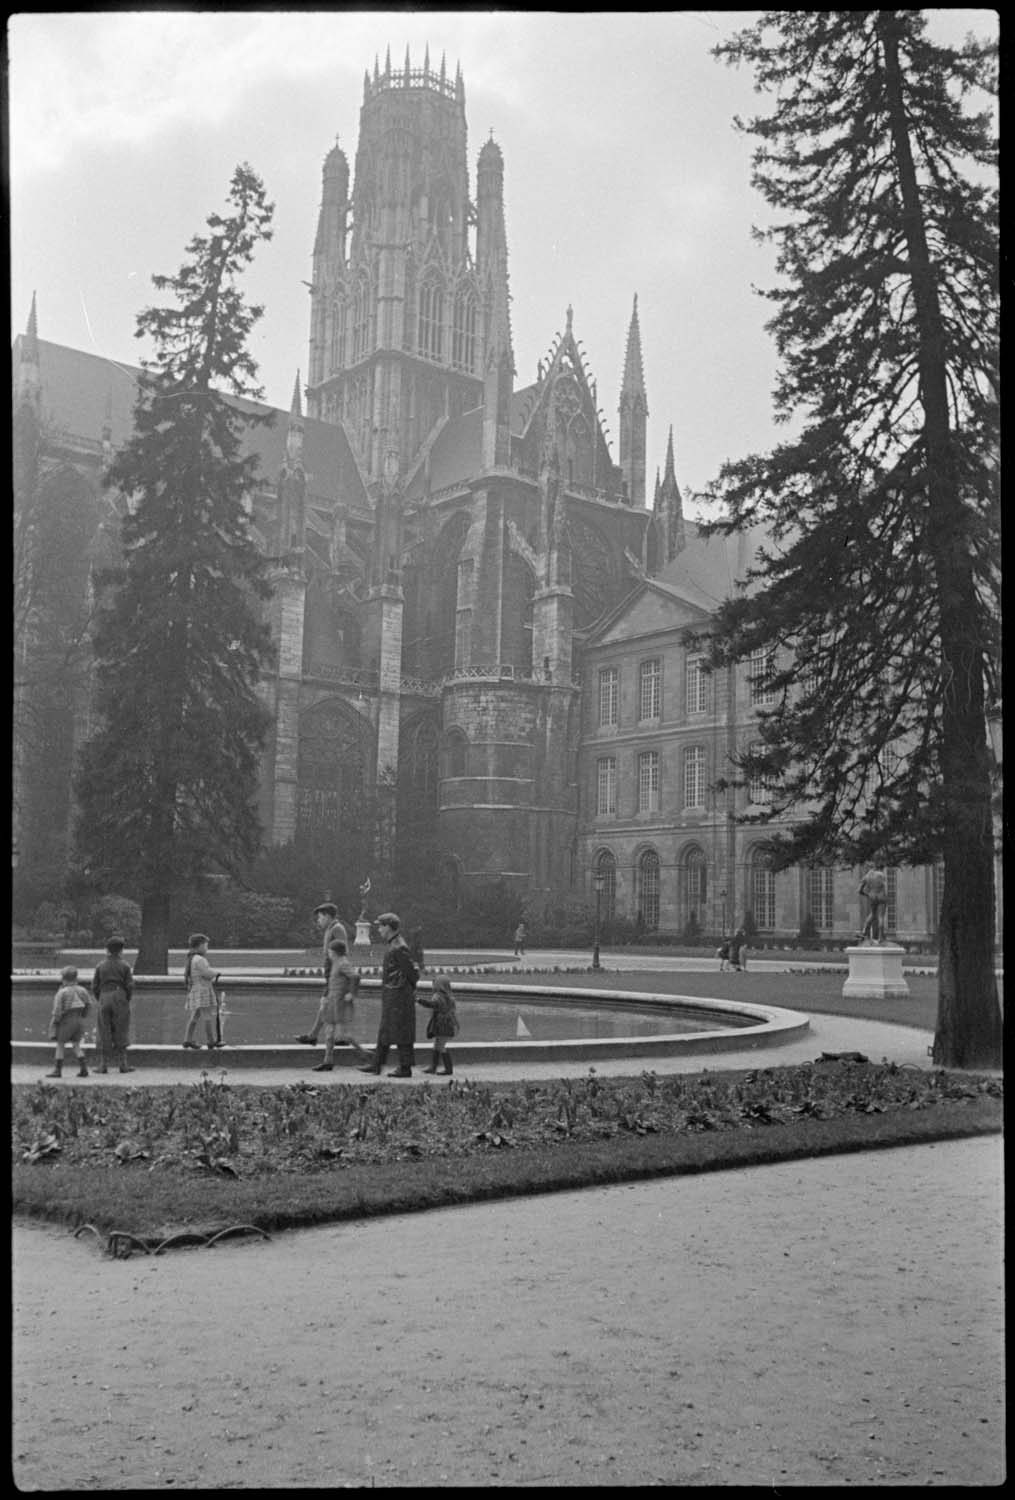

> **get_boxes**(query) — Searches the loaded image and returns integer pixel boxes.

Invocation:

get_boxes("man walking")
[358,912,420,1078]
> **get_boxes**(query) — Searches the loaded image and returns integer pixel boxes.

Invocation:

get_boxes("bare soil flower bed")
[12,1061,1002,1251]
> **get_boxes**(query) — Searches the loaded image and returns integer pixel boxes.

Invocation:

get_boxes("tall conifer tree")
[705,13,1000,1065]
[75,165,276,973]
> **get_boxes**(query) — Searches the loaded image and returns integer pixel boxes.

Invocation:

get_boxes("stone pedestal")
[842,944,910,999]
[354,919,373,948]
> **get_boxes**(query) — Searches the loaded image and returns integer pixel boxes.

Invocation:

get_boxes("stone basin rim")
[10,975,811,1064]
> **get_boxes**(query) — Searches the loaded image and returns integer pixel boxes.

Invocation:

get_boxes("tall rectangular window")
[808,866,834,929]
[598,667,619,728]
[638,750,660,813]
[596,757,617,816]
[748,646,777,707]
[686,655,708,715]
[683,745,706,809]
[639,658,661,720]
[747,741,771,805]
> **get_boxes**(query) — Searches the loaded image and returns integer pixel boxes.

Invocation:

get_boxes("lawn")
[12,1061,1002,1256]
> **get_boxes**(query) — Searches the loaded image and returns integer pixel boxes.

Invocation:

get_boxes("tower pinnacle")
[618,294,647,507]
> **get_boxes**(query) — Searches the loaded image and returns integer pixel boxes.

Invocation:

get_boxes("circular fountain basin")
[10,974,810,1068]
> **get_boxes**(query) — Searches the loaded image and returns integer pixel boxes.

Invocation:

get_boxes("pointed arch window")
[331,297,348,372]
[418,277,444,362]
[352,278,370,361]
[452,288,477,373]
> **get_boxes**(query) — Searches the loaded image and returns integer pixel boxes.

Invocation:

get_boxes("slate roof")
[653,519,770,611]
[22,338,370,512]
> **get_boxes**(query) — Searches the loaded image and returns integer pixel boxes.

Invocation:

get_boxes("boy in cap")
[296,902,350,1046]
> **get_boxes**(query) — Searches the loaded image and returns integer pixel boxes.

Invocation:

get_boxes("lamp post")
[719,887,727,942]
[592,871,605,971]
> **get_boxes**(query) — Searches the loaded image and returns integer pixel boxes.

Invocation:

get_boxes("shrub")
[28,901,75,939]
[88,895,142,945]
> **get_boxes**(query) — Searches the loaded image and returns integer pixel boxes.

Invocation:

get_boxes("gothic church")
[13,47,950,943]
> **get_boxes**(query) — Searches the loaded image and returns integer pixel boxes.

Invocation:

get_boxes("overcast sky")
[8,9,996,513]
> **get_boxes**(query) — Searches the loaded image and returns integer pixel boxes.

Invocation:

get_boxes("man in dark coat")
[358,912,419,1078]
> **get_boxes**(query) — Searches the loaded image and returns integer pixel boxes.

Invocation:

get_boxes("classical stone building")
[12,47,959,941]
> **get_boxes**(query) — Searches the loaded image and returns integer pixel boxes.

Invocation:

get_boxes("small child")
[46,966,91,1079]
[182,934,222,1050]
[303,937,365,1072]
[417,974,459,1075]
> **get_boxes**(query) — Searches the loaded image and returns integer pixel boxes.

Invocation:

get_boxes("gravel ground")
[12,1134,1004,1489]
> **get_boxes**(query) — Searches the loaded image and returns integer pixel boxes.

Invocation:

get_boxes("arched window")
[352,278,370,361]
[452,288,477,373]
[637,849,660,932]
[296,700,367,840]
[502,553,534,672]
[331,297,348,372]
[594,849,617,925]
[749,846,776,931]
[683,846,708,931]
[444,728,468,779]
[418,277,444,361]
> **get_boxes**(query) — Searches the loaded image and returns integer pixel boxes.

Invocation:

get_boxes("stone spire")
[16,292,41,406]
[618,294,647,508]
[656,425,685,561]
[285,372,304,469]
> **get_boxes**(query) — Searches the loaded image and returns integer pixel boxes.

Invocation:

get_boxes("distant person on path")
[45,966,91,1079]
[298,937,366,1069]
[513,922,526,957]
[417,974,459,1075]
[92,935,134,1074]
[716,939,731,973]
[182,934,222,1051]
[358,912,419,1078]
[859,866,888,943]
[409,925,425,974]
[729,929,748,973]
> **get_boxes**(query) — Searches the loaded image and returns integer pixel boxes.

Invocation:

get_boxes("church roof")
[404,382,542,501]
[655,519,769,611]
[22,337,370,511]
[583,519,770,646]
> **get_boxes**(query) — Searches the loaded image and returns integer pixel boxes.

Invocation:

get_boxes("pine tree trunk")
[880,15,1002,1068]
[135,892,172,975]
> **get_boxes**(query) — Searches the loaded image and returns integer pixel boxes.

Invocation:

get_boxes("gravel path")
[13,1135,1004,1489]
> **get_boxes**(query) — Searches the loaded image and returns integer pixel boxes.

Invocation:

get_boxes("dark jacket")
[92,955,133,999]
[376,936,419,1048]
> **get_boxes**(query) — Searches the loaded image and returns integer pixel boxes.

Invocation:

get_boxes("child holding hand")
[307,937,366,1071]
[417,974,459,1075]
[46,966,91,1079]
